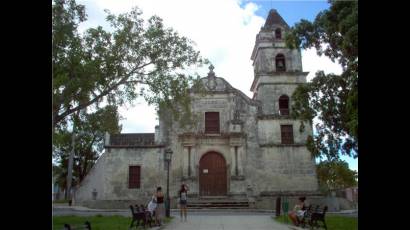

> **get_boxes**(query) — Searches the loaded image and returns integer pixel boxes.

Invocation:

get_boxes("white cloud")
[302,47,343,140]
[75,0,342,134]
[117,96,158,133]
[302,47,343,81]
[86,0,137,15]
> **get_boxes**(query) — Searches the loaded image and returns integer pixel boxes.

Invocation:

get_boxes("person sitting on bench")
[288,196,306,226]
[147,195,157,216]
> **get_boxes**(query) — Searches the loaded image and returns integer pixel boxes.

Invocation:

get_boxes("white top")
[180,191,187,201]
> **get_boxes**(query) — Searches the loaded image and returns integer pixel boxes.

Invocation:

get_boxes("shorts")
[296,210,305,218]
[180,200,187,206]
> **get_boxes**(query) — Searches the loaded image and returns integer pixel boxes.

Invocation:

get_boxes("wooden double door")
[199,151,227,196]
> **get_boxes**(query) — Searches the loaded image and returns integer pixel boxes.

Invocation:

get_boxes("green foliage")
[53,215,133,230]
[52,0,206,129]
[298,121,305,133]
[157,75,208,131]
[306,135,320,159]
[53,215,173,230]
[290,83,315,122]
[274,214,357,230]
[53,105,121,188]
[316,159,357,194]
[286,0,358,160]
[286,1,357,67]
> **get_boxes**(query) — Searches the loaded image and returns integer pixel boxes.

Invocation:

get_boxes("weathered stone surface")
[75,147,166,206]
[75,10,320,209]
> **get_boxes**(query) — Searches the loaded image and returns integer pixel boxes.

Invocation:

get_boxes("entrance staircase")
[187,196,250,209]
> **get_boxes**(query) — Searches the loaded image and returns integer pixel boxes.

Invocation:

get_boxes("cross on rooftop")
[207,64,216,78]
[209,64,214,72]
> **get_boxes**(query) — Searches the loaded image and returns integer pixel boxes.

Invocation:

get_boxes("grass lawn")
[273,214,357,230]
[53,215,173,230]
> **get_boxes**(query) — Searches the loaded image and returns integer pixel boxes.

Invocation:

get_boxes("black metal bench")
[296,204,328,229]
[129,204,155,229]
[309,205,328,230]
[298,204,313,228]
[63,221,91,230]
[140,204,155,227]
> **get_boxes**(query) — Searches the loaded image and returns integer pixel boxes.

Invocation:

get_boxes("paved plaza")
[164,214,291,230]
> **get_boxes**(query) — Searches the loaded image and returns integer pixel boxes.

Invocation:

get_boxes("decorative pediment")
[190,65,261,108]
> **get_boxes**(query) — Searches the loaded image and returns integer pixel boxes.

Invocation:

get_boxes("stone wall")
[75,151,107,204]
[253,47,302,73]
[162,75,318,200]
[74,9,322,210]
[75,86,319,209]
[255,194,324,210]
[75,147,165,207]
[257,119,312,145]
[256,83,300,115]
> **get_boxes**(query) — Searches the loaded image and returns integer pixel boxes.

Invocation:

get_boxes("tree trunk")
[66,113,78,202]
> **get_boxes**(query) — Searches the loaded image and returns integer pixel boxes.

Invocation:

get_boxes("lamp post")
[165,148,173,217]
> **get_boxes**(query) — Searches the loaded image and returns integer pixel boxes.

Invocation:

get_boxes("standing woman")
[154,186,165,226]
[179,183,189,221]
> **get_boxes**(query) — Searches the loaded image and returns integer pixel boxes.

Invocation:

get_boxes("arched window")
[276,54,286,72]
[279,95,289,115]
[275,28,282,39]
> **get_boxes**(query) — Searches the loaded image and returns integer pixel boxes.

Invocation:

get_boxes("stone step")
[199,196,229,199]
[186,207,250,209]
[189,199,248,201]
[189,201,249,204]
[187,198,250,209]
[188,203,249,207]
[188,201,250,203]
[188,198,249,201]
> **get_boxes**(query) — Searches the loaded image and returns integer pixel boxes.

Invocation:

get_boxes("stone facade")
[74,9,320,209]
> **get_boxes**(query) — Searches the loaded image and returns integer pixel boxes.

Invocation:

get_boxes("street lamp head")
[165,148,173,162]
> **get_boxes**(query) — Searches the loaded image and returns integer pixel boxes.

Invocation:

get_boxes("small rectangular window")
[275,29,282,39]
[281,125,294,144]
[129,166,141,189]
[279,95,289,115]
[205,112,220,133]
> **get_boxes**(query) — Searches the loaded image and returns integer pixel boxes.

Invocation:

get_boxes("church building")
[75,9,320,209]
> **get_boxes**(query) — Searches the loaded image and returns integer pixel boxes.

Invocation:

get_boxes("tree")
[316,160,357,195]
[53,105,122,189]
[52,0,207,130]
[286,0,358,160]
[52,163,64,193]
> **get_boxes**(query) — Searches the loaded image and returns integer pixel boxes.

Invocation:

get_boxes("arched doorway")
[199,151,227,196]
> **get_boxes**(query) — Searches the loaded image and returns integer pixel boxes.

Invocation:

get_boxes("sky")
[75,0,357,171]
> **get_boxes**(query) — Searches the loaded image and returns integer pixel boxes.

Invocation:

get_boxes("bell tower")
[249,9,319,194]
[250,9,309,115]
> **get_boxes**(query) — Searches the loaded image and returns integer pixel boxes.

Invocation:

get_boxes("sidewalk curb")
[328,209,358,214]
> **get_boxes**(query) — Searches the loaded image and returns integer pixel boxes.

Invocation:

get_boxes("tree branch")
[53,62,153,126]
